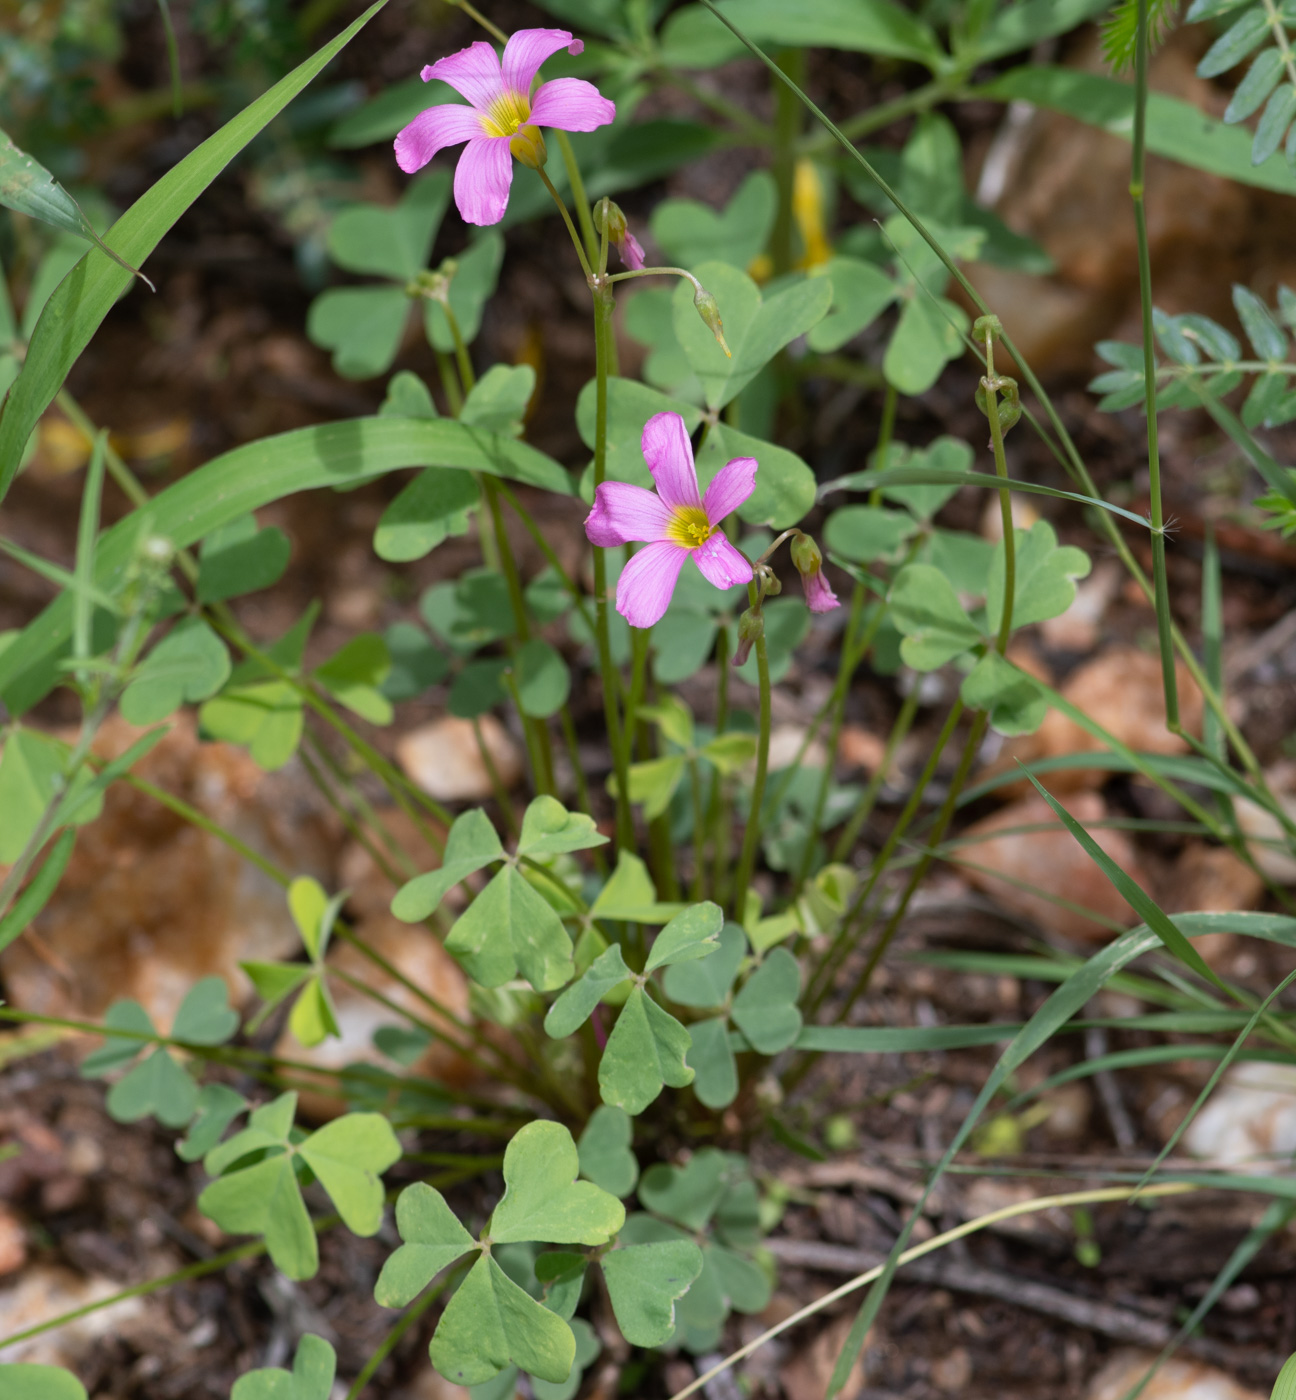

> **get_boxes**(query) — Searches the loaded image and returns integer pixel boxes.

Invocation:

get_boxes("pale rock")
[0,1266,144,1367]
[275,913,475,1120]
[837,725,887,775]
[1234,793,1296,883]
[779,1314,865,1400]
[958,790,1151,942]
[396,715,523,802]
[0,716,334,1030]
[1182,1061,1296,1171]
[1039,559,1123,652]
[931,1347,973,1392]
[979,493,1038,543]
[1088,1350,1265,1400]
[0,1209,25,1276]
[767,724,827,774]
[981,647,1203,797]
[1161,843,1264,966]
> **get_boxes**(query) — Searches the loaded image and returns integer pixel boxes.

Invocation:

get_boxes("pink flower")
[394,29,616,226]
[586,412,756,629]
[790,533,840,614]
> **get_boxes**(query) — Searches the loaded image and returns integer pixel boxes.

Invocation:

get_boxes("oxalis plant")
[3,0,1296,1397]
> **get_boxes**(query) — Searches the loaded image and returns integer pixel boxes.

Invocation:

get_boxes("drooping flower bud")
[593,199,645,270]
[732,606,764,666]
[693,284,731,358]
[790,533,840,614]
[508,124,548,170]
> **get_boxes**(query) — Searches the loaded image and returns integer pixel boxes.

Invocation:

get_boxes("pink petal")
[693,534,753,592]
[618,230,645,271]
[394,104,488,174]
[617,541,689,629]
[502,28,576,95]
[453,137,513,226]
[423,41,503,111]
[702,455,757,525]
[641,411,701,511]
[528,78,617,132]
[586,480,673,548]
[803,569,840,613]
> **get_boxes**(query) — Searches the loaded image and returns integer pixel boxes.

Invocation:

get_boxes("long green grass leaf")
[0,827,75,953]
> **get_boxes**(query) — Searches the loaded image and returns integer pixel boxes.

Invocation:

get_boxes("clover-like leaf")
[391,807,504,922]
[230,1334,336,1400]
[590,851,682,925]
[651,171,776,271]
[623,754,686,820]
[638,1149,738,1231]
[106,1047,197,1127]
[489,1120,625,1247]
[880,436,974,521]
[645,902,724,972]
[514,639,571,720]
[307,284,409,379]
[534,1251,586,1321]
[577,1105,638,1198]
[445,865,574,992]
[599,987,694,1115]
[684,1016,738,1109]
[119,618,231,725]
[805,256,897,353]
[0,728,103,863]
[298,1113,401,1237]
[602,1240,705,1347]
[662,922,746,1008]
[172,976,239,1045]
[960,651,1047,736]
[985,520,1092,634]
[823,505,918,565]
[517,795,608,858]
[200,679,304,771]
[0,1364,88,1400]
[375,1182,477,1307]
[312,635,393,726]
[461,364,535,435]
[431,1253,576,1386]
[889,563,981,670]
[375,467,478,563]
[671,261,832,410]
[326,173,449,280]
[196,515,290,606]
[544,945,632,1039]
[177,1084,247,1163]
[200,1149,317,1279]
[731,947,802,1054]
[81,998,155,1076]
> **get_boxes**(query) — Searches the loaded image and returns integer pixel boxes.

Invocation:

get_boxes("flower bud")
[790,533,840,614]
[508,124,547,170]
[593,199,645,270]
[732,606,764,666]
[693,285,732,358]
[975,374,1022,438]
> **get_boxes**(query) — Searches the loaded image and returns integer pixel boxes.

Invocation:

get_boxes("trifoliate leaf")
[730,947,802,1053]
[489,1120,626,1246]
[171,975,239,1045]
[106,1048,197,1127]
[985,520,1091,633]
[602,1240,705,1347]
[445,865,574,992]
[298,1113,401,1237]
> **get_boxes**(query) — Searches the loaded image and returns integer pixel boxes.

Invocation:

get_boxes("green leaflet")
[671,261,832,409]
[602,1242,705,1347]
[889,563,981,669]
[491,1120,627,1245]
[730,948,802,1053]
[196,515,291,604]
[599,986,695,1115]
[119,618,231,725]
[1272,1352,1296,1400]
[0,0,394,504]
[985,521,1092,633]
[0,417,569,716]
[374,1183,476,1306]
[0,1365,88,1400]
[0,127,147,283]
[230,1335,336,1400]
[392,808,505,921]
[445,864,574,992]
[577,1106,639,1198]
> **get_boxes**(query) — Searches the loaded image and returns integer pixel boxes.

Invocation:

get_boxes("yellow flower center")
[667,506,714,550]
[482,89,532,138]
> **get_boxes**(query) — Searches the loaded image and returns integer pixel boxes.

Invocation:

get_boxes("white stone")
[396,715,523,802]
[1183,1060,1296,1170]
[1088,1350,1264,1400]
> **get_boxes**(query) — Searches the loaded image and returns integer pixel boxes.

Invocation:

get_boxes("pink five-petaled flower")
[394,29,615,226]
[585,412,757,629]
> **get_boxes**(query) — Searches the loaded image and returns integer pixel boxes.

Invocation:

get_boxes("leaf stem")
[731,579,772,921]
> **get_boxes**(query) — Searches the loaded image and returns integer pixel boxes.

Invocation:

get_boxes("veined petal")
[617,230,645,271]
[529,78,617,133]
[586,480,673,547]
[641,411,702,512]
[454,137,513,225]
[693,533,753,592]
[616,541,689,629]
[394,104,488,174]
[702,455,758,525]
[802,568,840,613]
[424,41,504,111]
[502,28,576,95]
